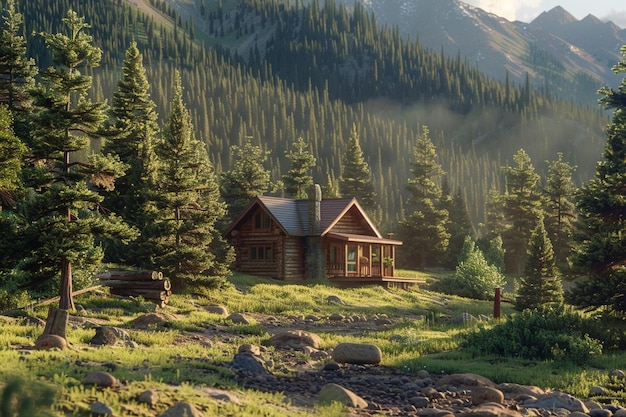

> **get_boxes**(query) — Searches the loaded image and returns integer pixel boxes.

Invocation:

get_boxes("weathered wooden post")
[494,287,502,320]
[35,306,69,350]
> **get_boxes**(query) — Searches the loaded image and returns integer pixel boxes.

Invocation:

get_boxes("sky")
[463,0,626,28]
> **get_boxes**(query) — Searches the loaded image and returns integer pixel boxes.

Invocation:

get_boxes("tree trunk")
[59,258,75,310]
[40,306,69,339]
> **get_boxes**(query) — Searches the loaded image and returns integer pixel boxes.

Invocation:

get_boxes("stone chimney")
[305,184,324,280]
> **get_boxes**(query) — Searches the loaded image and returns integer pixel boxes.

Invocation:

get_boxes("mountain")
[335,0,626,103]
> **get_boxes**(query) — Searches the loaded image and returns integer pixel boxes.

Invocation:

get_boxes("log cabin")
[223,184,403,284]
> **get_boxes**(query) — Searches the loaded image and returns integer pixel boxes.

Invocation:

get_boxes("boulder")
[463,404,523,417]
[471,387,504,405]
[138,389,159,407]
[91,401,114,417]
[227,313,251,324]
[90,327,117,346]
[437,373,495,389]
[129,313,171,329]
[159,402,204,417]
[523,392,589,413]
[231,353,270,375]
[267,330,322,350]
[205,304,229,316]
[82,371,117,388]
[318,383,368,408]
[35,334,67,350]
[332,342,382,365]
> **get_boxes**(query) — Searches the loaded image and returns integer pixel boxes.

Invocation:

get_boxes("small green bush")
[461,304,602,365]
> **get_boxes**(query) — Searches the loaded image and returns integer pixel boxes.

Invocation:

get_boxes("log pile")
[97,270,171,307]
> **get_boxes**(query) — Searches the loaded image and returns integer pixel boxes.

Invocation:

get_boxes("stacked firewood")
[97,270,171,307]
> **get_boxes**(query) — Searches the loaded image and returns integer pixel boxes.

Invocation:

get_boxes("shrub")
[461,304,602,365]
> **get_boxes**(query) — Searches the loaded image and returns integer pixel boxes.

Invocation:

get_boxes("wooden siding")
[328,206,377,236]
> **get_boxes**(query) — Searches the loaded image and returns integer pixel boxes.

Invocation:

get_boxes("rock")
[332,342,382,365]
[323,361,340,371]
[267,330,322,349]
[590,386,608,395]
[129,313,171,329]
[374,318,393,325]
[305,314,321,322]
[589,410,613,417]
[523,392,589,413]
[82,371,117,388]
[437,373,495,389]
[205,305,228,316]
[90,400,114,416]
[238,344,261,356]
[202,387,240,403]
[326,295,346,305]
[610,369,626,380]
[463,404,523,417]
[227,313,251,324]
[615,408,626,417]
[471,387,504,405]
[231,353,270,375]
[90,327,117,346]
[35,334,67,350]
[159,402,204,417]
[138,389,159,407]
[318,383,368,408]
[329,313,345,321]
[496,383,545,399]
[417,409,455,417]
[109,327,130,340]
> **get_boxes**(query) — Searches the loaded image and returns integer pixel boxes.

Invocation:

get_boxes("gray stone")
[323,361,340,371]
[332,342,382,365]
[82,371,117,388]
[205,304,229,316]
[329,313,345,321]
[318,383,368,408]
[463,404,523,417]
[437,373,495,389]
[590,386,608,395]
[138,389,159,406]
[231,353,269,375]
[589,410,613,417]
[238,344,261,356]
[22,316,46,327]
[159,402,204,417]
[305,314,321,322]
[90,327,117,346]
[129,313,172,329]
[267,330,322,349]
[326,295,346,305]
[227,313,251,324]
[90,400,114,416]
[610,369,626,380]
[523,392,589,413]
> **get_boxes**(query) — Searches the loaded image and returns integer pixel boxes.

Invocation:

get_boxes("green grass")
[1,271,626,415]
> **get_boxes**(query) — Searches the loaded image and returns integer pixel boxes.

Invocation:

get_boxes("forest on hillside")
[7,0,610,232]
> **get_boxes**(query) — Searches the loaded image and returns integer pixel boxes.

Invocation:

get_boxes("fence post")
[494,287,502,319]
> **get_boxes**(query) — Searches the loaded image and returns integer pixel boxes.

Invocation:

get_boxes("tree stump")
[36,306,69,349]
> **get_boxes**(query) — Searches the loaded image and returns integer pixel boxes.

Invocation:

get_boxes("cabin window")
[254,211,271,229]
[346,245,357,272]
[250,245,273,260]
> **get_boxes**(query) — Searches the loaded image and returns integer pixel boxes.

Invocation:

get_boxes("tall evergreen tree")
[396,126,450,269]
[150,71,231,289]
[516,216,563,310]
[339,124,377,210]
[569,46,626,314]
[501,149,543,274]
[443,184,473,267]
[543,153,577,269]
[0,105,25,208]
[102,41,159,263]
[23,11,135,310]
[282,136,315,199]
[220,140,274,226]
[0,0,37,140]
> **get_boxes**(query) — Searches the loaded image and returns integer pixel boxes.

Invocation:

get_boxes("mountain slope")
[339,0,626,103]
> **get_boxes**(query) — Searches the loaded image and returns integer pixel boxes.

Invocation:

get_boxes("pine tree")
[543,153,577,269]
[220,139,274,226]
[501,149,543,274]
[339,124,377,210]
[443,185,473,267]
[569,46,626,314]
[396,126,450,269]
[0,0,37,140]
[23,11,135,310]
[150,71,231,289]
[0,105,25,208]
[454,237,505,300]
[516,216,563,310]
[102,41,160,264]
[282,136,315,199]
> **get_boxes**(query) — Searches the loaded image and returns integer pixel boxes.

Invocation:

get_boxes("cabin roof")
[223,195,383,238]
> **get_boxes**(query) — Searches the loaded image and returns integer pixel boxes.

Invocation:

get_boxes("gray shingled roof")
[258,196,356,236]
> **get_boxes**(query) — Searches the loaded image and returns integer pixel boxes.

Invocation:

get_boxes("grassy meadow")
[1,270,626,416]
